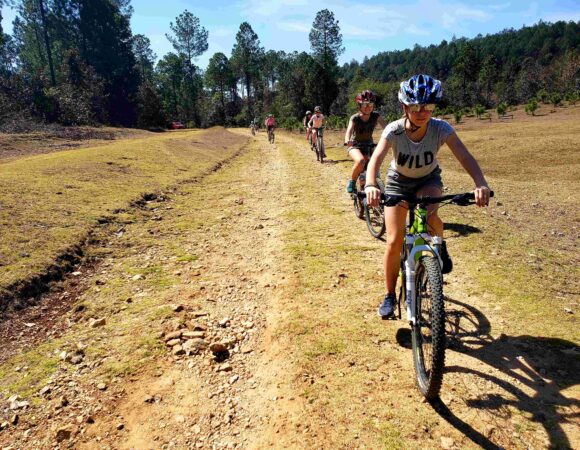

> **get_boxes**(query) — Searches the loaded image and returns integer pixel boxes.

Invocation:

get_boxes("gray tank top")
[381,118,454,178]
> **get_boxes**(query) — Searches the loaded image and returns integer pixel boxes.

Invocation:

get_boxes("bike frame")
[401,204,443,325]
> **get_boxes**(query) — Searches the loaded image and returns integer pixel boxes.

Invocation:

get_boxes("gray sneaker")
[378,293,396,319]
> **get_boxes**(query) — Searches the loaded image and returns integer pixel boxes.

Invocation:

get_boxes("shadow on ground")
[394,297,578,449]
[443,222,482,237]
[439,297,578,449]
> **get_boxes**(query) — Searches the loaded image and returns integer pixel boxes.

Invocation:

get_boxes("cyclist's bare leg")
[384,204,407,293]
[416,184,443,237]
[349,148,367,182]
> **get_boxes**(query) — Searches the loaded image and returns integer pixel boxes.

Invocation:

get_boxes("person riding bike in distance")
[303,110,313,146]
[308,106,326,157]
[265,114,276,132]
[345,90,387,193]
[365,74,491,319]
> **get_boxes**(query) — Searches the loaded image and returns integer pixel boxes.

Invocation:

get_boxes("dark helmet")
[398,74,443,105]
[356,90,376,104]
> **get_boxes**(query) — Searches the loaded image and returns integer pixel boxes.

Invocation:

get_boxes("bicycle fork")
[404,235,443,325]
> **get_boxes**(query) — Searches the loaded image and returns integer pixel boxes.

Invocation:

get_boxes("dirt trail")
[73,132,313,449]
[1,128,578,449]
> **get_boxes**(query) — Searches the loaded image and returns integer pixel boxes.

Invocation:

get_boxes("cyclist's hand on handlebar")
[365,185,381,207]
[474,186,491,207]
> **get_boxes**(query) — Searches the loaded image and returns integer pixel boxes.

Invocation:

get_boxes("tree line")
[0,1,578,131]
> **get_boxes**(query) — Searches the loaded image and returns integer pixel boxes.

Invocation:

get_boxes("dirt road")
[1,127,578,449]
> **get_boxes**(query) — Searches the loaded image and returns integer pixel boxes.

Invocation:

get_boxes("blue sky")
[2,0,579,70]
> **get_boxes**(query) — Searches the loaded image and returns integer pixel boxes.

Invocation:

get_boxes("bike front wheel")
[365,203,385,238]
[364,179,386,238]
[411,256,445,400]
[353,195,364,219]
[317,136,324,163]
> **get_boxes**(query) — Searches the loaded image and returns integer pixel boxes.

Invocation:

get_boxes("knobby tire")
[365,203,386,238]
[364,179,386,238]
[411,256,445,400]
[354,196,365,219]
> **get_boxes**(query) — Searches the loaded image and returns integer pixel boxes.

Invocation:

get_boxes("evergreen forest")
[0,0,578,131]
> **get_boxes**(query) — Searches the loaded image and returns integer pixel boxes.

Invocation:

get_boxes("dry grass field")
[0,105,578,449]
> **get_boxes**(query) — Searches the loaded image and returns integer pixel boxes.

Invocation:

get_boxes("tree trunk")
[38,0,56,86]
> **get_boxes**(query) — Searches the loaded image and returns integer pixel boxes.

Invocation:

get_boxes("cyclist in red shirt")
[265,114,276,131]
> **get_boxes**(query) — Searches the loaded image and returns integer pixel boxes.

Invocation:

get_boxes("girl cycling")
[344,90,387,193]
[365,74,491,318]
[308,106,326,158]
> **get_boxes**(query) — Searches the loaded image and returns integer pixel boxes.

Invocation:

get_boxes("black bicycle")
[347,143,386,238]
[312,127,325,163]
[359,190,493,399]
[267,127,275,144]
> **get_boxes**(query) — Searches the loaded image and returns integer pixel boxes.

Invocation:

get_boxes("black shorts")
[385,166,443,196]
[347,143,376,157]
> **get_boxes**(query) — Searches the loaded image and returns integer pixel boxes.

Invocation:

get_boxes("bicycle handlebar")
[357,190,494,207]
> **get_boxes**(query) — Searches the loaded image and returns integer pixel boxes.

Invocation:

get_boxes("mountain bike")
[268,127,275,144]
[250,124,256,135]
[347,143,386,238]
[312,127,325,163]
[359,190,493,399]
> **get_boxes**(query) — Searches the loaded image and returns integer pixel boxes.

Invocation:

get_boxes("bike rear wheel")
[411,256,445,400]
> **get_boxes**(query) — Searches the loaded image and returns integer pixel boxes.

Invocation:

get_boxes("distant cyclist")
[365,74,491,318]
[265,114,276,143]
[265,114,276,131]
[303,110,313,148]
[345,90,387,193]
[308,106,326,157]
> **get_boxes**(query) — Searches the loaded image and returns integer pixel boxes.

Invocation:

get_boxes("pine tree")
[230,22,264,122]
[132,34,156,82]
[205,52,235,124]
[166,10,208,125]
[309,9,343,113]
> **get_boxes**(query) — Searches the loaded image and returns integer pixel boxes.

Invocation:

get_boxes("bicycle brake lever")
[452,193,473,206]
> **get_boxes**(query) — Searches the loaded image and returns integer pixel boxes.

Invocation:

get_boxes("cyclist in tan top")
[344,90,387,193]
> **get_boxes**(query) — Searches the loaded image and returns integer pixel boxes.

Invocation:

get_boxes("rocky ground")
[0,123,578,449]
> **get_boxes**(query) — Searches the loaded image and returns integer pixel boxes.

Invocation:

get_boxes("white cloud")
[277,21,310,33]
[455,7,490,21]
[360,7,405,19]
[342,23,385,38]
[489,2,511,12]
[441,4,491,31]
